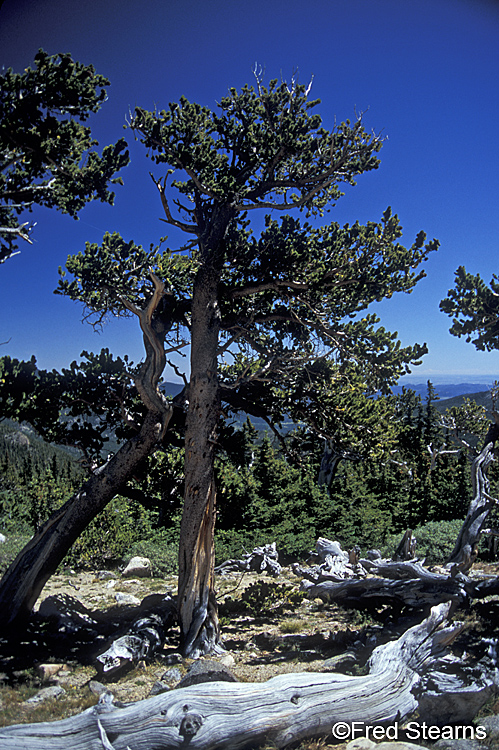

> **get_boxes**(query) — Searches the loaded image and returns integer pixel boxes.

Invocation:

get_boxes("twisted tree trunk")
[178,264,222,657]
[446,441,496,572]
[0,274,171,630]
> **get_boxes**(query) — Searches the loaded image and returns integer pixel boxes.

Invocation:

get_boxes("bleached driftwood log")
[293,538,366,583]
[301,575,466,609]
[360,557,449,582]
[314,537,349,562]
[0,604,481,750]
[416,651,498,725]
[215,542,281,577]
[96,595,177,676]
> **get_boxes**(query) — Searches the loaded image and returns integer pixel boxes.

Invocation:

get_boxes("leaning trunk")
[0,410,169,630]
[178,265,221,657]
[0,272,172,630]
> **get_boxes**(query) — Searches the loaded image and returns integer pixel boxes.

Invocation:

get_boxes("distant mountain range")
[391,382,496,401]
[433,390,495,415]
[163,380,495,404]
[160,380,497,432]
[159,382,184,398]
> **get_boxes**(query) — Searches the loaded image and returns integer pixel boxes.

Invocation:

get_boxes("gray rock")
[347,742,427,750]
[161,667,182,684]
[475,715,499,740]
[435,740,488,750]
[96,571,116,580]
[323,651,357,671]
[149,680,171,696]
[163,652,182,665]
[122,556,152,578]
[88,680,113,697]
[36,663,66,682]
[24,685,66,704]
[218,653,236,668]
[0,533,6,544]
[115,592,141,606]
[176,659,238,688]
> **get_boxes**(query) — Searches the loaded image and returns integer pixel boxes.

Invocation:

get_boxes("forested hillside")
[435,389,495,414]
[2,381,496,578]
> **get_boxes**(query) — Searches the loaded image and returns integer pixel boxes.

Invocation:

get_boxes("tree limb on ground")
[2,603,489,750]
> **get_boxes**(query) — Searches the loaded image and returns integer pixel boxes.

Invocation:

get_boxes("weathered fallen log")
[314,537,349,562]
[292,531,455,604]
[415,652,497,725]
[359,557,450,582]
[96,594,177,676]
[293,556,364,583]
[294,538,367,583]
[215,542,281,577]
[0,603,478,749]
[301,575,466,609]
[466,575,499,599]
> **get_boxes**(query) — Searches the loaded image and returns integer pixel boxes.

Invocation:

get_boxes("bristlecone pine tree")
[440,265,499,353]
[54,73,438,655]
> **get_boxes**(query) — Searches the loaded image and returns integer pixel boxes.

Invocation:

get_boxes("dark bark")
[318,440,361,488]
[96,595,177,676]
[392,529,417,561]
[178,264,222,657]
[0,409,170,630]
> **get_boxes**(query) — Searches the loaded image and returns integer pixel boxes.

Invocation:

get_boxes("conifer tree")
[440,266,499,352]
[0,50,129,263]
[58,74,438,654]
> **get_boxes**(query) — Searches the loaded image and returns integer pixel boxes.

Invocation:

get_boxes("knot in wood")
[179,711,203,738]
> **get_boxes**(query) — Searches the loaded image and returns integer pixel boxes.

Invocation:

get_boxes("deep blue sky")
[1,0,499,384]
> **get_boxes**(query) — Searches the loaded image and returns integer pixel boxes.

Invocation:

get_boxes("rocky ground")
[0,567,373,723]
[1,564,499,749]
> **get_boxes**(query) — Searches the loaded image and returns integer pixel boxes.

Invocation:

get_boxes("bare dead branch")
[150,174,198,234]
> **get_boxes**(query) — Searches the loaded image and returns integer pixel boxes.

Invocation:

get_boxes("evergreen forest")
[1,381,497,577]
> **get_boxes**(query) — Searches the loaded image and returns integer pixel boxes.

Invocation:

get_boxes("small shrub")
[62,496,157,570]
[0,533,32,575]
[126,531,179,576]
[239,580,304,617]
[279,619,303,634]
[382,519,464,565]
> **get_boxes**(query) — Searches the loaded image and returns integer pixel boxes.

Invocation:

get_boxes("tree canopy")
[0,49,129,263]
[54,73,439,655]
[440,265,499,352]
